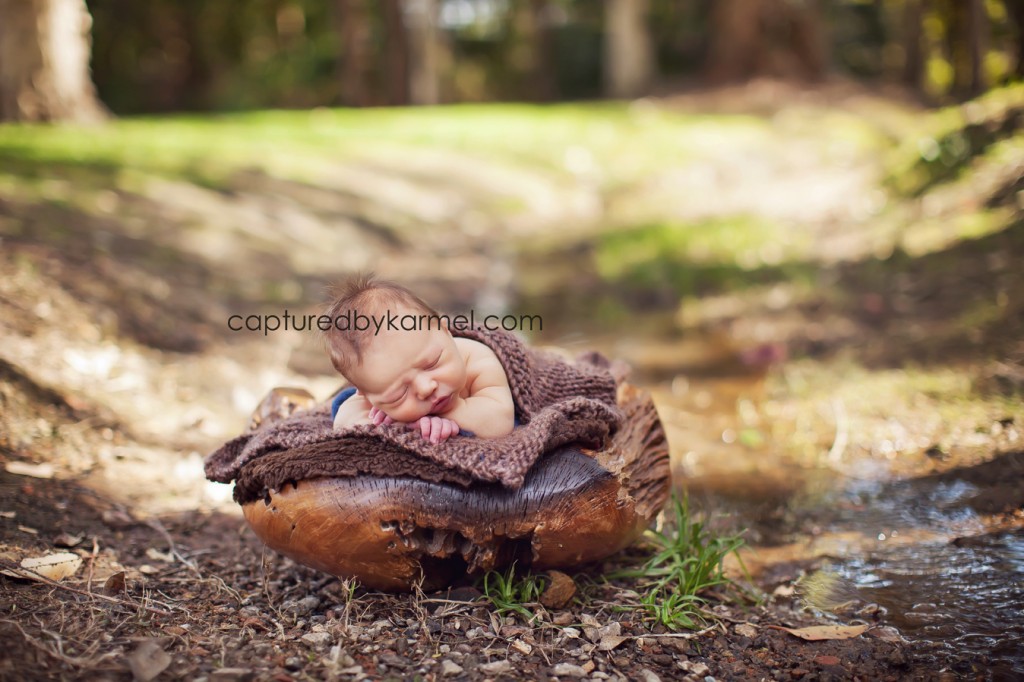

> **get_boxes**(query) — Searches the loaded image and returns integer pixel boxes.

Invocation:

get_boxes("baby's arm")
[440,355,514,439]
[332,391,375,430]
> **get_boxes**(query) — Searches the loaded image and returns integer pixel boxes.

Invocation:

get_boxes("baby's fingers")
[428,416,444,443]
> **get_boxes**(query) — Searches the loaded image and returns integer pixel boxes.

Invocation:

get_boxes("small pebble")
[479,660,512,675]
[552,662,587,678]
[282,596,320,617]
[301,631,332,650]
[637,669,661,682]
[440,659,463,677]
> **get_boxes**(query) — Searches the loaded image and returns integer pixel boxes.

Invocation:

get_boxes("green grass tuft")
[480,563,547,624]
[612,494,746,631]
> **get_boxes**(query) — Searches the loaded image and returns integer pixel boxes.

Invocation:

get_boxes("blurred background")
[3,0,1021,117]
[1,0,1022,675]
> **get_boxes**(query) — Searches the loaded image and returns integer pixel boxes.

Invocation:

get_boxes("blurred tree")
[508,0,557,101]
[604,0,655,98]
[946,0,989,97]
[382,0,411,105]
[529,0,558,101]
[1010,0,1024,78]
[407,0,441,104]
[903,0,926,90]
[334,0,373,106]
[0,0,106,122]
[704,0,827,83]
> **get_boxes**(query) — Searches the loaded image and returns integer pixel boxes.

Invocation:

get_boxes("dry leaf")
[4,461,55,479]
[510,639,533,655]
[769,624,869,641]
[126,639,171,682]
[540,570,576,609]
[103,571,127,595]
[0,511,15,519]
[10,552,83,581]
[598,635,628,651]
[488,610,501,635]
[54,533,84,548]
[579,612,602,642]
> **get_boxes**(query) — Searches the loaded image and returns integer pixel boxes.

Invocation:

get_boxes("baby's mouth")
[431,394,451,412]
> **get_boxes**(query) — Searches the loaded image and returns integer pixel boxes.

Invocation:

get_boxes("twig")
[0,558,173,616]
[1,618,119,668]
[146,519,202,578]
[85,536,99,596]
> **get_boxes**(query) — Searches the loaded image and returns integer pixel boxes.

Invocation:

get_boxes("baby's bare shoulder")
[454,338,509,386]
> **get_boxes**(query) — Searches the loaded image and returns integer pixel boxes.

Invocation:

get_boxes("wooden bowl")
[241,384,669,591]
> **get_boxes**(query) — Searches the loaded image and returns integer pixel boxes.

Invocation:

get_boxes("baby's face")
[348,322,467,423]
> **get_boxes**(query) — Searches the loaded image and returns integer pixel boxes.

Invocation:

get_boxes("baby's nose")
[415,376,437,399]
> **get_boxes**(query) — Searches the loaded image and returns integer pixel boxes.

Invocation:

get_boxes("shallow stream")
[654,373,1024,678]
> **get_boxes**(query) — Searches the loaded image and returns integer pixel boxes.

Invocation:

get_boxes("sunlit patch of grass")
[610,494,746,631]
[0,103,774,193]
[885,83,1024,197]
[480,562,547,624]
[899,207,1017,257]
[594,218,816,297]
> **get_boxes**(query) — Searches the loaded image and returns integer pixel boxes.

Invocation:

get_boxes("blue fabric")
[329,386,358,421]
[329,385,520,436]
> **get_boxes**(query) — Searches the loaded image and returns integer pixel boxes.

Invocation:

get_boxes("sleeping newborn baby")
[323,275,515,443]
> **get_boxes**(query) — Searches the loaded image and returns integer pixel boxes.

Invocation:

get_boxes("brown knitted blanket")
[204,327,624,504]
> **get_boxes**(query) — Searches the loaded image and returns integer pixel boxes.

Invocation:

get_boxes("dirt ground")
[1,468,955,682]
[1,80,1022,680]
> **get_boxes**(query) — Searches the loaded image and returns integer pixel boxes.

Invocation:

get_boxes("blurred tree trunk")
[382,0,410,105]
[0,0,106,122]
[965,0,987,96]
[787,0,827,81]
[1009,0,1024,78]
[604,0,654,98]
[705,0,828,83]
[705,0,762,83]
[406,0,440,105]
[902,0,925,90]
[335,0,372,106]
[949,0,988,98]
[528,0,557,101]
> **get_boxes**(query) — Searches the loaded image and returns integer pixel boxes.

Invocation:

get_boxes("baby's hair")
[321,273,439,377]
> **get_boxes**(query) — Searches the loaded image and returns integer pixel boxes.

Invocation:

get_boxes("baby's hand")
[410,416,460,444]
[368,406,394,427]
